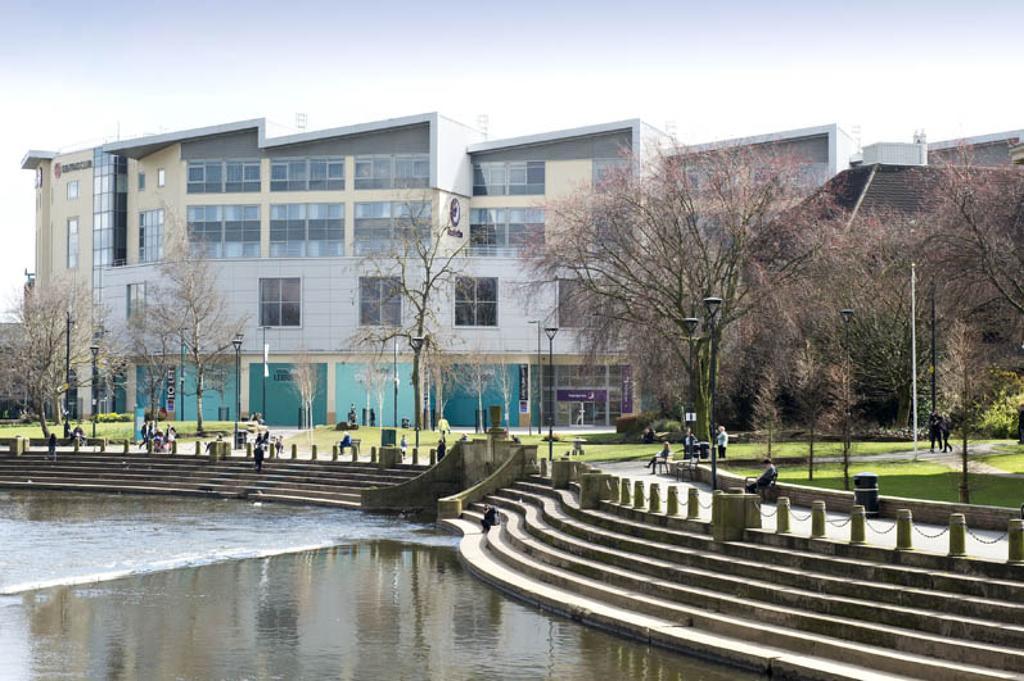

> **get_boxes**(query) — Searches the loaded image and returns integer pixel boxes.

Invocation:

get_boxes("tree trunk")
[959,432,970,504]
[412,352,421,431]
[895,383,912,428]
[195,367,205,434]
[807,424,815,481]
[38,399,50,438]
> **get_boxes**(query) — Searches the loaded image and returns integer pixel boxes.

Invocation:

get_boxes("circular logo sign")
[449,197,461,227]
[53,162,62,179]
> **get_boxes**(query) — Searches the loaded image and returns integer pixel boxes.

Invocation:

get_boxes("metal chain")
[755,502,778,518]
[827,516,853,528]
[790,510,812,522]
[913,525,950,539]
[966,527,1009,545]
[698,499,714,510]
[865,520,897,534]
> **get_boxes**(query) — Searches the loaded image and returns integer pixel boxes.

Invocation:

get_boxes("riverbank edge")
[437,517,884,681]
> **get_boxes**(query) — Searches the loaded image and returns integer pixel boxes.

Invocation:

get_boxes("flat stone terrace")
[0,451,425,509]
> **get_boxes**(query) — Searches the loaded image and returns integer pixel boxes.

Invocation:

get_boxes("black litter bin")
[853,472,879,517]
[233,431,247,449]
[381,428,397,448]
[698,441,710,460]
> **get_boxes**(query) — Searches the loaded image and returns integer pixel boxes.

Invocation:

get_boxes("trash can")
[381,428,397,448]
[698,441,710,460]
[233,431,247,449]
[853,472,879,517]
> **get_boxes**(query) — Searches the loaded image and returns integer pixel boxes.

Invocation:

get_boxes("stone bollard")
[171,440,178,455]
[850,505,866,545]
[710,489,724,526]
[99,440,106,453]
[811,501,827,538]
[195,441,201,456]
[776,496,791,534]
[73,439,80,454]
[371,446,378,464]
[896,509,913,551]
[579,473,606,510]
[948,513,967,557]
[351,446,358,463]
[666,486,679,516]
[246,442,253,458]
[412,447,419,465]
[311,444,318,461]
[291,443,298,460]
[1008,519,1023,564]
[429,448,436,466]
[146,440,153,455]
[648,483,661,514]
[620,478,631,506]
[551,460,574,489]
[124,440,130,454]
[632,480,645,509]
[540,459,548,478]
[687,487,700,519]
[332,445,339,461]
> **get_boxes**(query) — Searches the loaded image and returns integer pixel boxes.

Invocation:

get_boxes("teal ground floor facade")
[132,357,634,429]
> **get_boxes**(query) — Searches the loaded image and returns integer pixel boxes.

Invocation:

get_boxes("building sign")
[556,389,607,402]
[165,368,177,412]
[519,400,529,414]
[518,364,529,402]
[621,365,633,413]
[53,160,92,178]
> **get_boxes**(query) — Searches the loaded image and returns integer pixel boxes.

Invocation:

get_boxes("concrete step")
[463,506,1024,681]
[0,467,407,488]
[477,494,1024,665]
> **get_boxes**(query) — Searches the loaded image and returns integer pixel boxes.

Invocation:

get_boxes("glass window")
[353,201,431,255]
[270,203,343,257]
[66,218,79,269]
[271,158,344,191]
[66,180,79,200]
[354,154,428,190]
[455,276,498,327]
[472,161,545,196]
[139,209,164,263]
[187,205,259,259]
[189,161,260,193]
[157,169,165,187]
[126,283,146,319]
[259,277,301,327]
[469,208,544,256]
[359,277,402,326]
[593,158,628,188]
[138,172,146,191]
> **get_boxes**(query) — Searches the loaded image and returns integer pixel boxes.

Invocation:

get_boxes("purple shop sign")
[556,389,607,402]
[621,365,634,413]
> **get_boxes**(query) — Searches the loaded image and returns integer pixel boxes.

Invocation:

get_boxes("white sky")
[2,0,1022,300]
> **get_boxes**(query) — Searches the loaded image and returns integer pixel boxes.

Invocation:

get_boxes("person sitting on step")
[339,432,353,452]
[645,440,671,474]
[481,505,499,534]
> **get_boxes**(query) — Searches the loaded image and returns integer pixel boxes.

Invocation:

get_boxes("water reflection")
[6,541,758,680]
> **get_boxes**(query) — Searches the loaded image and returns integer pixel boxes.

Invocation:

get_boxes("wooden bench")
[744,469,778,496]
[674,457,700,482]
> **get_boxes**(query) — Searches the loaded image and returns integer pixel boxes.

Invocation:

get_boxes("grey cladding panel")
[931,141,1013,167]
[764,135,829,164]
[264,124,429,158]
[472,131,632,163]
[181,130,261,160]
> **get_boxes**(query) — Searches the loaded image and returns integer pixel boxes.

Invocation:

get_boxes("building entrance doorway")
[556,400,606,427]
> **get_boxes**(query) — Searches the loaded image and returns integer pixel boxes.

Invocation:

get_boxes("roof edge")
[21,150,56,170]
[467,119,642,154]
[928,129,1024,151]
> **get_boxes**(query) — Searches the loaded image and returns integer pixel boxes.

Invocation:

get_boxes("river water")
[0,491,759,680]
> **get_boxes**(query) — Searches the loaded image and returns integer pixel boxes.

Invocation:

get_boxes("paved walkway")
[597,461,1014,562]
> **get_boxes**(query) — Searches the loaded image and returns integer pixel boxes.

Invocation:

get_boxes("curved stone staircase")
[443,477,1024,681]
[0,453,421,508]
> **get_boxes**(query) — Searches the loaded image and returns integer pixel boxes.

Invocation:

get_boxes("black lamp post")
[544,326,559,461]
[89,343,99,438]
[232,334,243,450]
[410,335,425,451]
[840,308,855,460]
[179,334,186,422]
[683,317,699,458]
[703,297,722,491]
[392,338,399,428]
[65,311,74,428]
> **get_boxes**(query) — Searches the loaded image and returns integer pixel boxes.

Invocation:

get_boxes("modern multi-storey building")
[22,113,660,428]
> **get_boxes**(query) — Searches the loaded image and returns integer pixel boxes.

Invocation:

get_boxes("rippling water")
[0,491,759,681]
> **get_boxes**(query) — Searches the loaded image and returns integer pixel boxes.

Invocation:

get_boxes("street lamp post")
[392,337,399,428]
[410,336,425,452]
[65,311,74,430]
[930,283,937,414]
[232,334,243,450]
[703,297,722,491]
[683,317,699,457]
[179,334,186,422]
[544,327,559,461]
[89,343,99,438]
[840,309,855,462]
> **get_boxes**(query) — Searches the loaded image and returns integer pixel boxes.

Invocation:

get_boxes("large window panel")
[353,201,430,254]
[67,218,79,269]
[187,205,259,259]
[469,208,543,256]
[259,277,301,327]
[189,160,260,193]
[359,277,402,326]
[355,154,428,190]
[472,161,544,196]
[139,209,164,263]
[270,203,343,257]
[455,276,498,327]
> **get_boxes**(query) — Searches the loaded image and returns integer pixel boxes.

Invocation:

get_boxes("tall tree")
[752,366,781,456]
[459,348,496,432]
[532,146,824,440]
[789,341,832,480]
[941,320,993,503]
[290,349,321,444]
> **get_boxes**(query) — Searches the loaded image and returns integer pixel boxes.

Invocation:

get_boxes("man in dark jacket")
[48,432,57,463]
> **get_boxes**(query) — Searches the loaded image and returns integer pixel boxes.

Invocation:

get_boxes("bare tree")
[532,146,825,441]
[7,274,98,436]
[789,341,832,480]
[126,310,180,421]
[290,350,321,445]
[357,349,391,428]
[351,194,467,432]
[826,361,857,491]
[941,320,993,503]
[495,354,517,428]
[426,344,458,427]
[460,348,496,432]
[152,222,245,434]
[752,366,781,456]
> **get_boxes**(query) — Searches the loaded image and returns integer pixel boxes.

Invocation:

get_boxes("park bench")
[674,456,700,481]
[745,469,778,497]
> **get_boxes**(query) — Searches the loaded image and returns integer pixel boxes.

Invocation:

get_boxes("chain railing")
[966,527,1009,545]
[865,519,898,535]
[826,516,853,528]
[912,524,950,539]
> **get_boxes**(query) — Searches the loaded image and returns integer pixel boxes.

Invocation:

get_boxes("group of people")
[252,430,282,472]
[928,412,954,453]
[642,425,730,471]
[140,422,177,452]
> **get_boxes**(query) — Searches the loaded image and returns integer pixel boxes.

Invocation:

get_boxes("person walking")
[683,428,698,459]
[253,438,265,473]
[275,435,284,459]
[941,415,953,453]
[928,411,942,452]
[369,408,376,427]
[47,432,57,463]
[716,425,728,460]
[437,438,447,461]
[399,434,408,457]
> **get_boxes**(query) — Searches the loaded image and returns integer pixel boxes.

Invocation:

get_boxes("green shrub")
[335,422,360,431]
[978,384,1024,438]
[651,418,683,433]
[615,415,639,433]
[94,412,132,423]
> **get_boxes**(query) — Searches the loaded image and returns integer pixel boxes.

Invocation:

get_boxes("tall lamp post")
[409,335,425,451]
[683,317,699,456]
[232,334,243,450]
[65,311,74,430]
[930,282,937,414]
[179,334,186,422]
[703,297,722,491]
[89,343,99,438]
[544,327,559,461]
[392,337,399,428]
[840,309,855,463]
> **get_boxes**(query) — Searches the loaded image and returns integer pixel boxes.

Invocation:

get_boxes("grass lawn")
[725,459,1024,508]
[0,420,237,442]
[980,443,1024,474]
